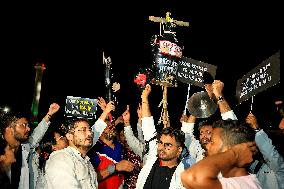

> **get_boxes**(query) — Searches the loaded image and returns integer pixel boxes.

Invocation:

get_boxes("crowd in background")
[0,80,283,189]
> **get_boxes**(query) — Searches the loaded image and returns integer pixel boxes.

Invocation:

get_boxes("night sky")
[0,2,281,130]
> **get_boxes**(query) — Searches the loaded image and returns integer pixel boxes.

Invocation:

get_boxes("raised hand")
[112,82,120,92]
[99,101,115,121]
[114,116,124,126]
[105,101,115,114]
[212,80,224,98]
[48,103,60,116]
[44,103,60,122]
[97,97,107,111]
[246,112,259,130]
[141,84,152,117]
[122,105,130,125]
[180,114,188,123]
[141,84,151,100]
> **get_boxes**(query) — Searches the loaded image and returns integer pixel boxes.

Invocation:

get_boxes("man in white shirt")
[44,101,115,189]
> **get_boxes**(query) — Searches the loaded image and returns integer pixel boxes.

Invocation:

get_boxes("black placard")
[236,51,280,104]
[65,96,97,119]
[176,57,217,87]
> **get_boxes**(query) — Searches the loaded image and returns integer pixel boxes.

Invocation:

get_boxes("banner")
[236,51,280,104]
[176,57,217,88]
[65,96,97,119]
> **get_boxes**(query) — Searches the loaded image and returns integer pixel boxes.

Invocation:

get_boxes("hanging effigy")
[149,12,189,127]
[149,12,189,87]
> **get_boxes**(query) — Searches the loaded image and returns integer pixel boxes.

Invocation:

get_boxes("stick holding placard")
[184,84,191,114]
[250,96,254,112]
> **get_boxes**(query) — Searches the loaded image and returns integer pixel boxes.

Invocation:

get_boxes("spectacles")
[15,123,30,128]
[75,128,93,133]
[200,130,212,135]
[56,135,65,142]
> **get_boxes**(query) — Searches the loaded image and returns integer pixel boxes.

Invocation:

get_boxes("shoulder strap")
[253,160,263,174]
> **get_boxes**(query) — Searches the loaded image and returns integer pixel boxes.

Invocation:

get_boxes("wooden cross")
[149,12,189,31]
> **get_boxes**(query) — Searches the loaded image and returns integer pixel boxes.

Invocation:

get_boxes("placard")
[65,96,97,119]
[176,57,217,87]
[236,51,280,104]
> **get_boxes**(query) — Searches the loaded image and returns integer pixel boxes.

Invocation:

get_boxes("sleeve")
[181,121,204,162]
[221,110,238,120]
[91,118,107,146]
[141,116,157,157]
[124,125,144,159]
[29,119,49,148]
[255,129,284,174]
[45,153,81,189]
[137,122,144,142]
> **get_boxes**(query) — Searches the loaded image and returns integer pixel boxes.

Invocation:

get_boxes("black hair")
[203,71,214,84]
[37,124,68,171]
[157,127,185,148]
[143,127,189,160]
[198,119,213,131]
[0,111,27,135]
[115,123,124,134]
[38,141,53,172]
[62,117,89,134]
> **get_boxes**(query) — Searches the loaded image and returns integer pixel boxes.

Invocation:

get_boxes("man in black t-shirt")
[136,84,193,189]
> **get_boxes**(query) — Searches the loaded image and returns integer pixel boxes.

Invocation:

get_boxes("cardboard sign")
[154,54,179,79]
[65,96,97,119]
[236,51,280,104]
[176,57,217,87]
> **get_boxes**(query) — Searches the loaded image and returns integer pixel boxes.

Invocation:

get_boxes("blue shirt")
[250,129,284,189]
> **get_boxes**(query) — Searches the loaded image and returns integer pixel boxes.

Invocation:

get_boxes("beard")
[157,149,176,161]
[200,137,209,147]
[104,131,116,141]
[75,144,91,151]
[74,138,93,151]
[14,131,29,143]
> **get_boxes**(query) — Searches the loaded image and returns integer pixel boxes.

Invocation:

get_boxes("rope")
[158,85,170,128]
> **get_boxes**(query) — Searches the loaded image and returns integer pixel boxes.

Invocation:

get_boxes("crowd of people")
[0,80,283,189]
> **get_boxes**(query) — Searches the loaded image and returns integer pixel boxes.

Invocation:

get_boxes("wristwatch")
[217,96,224,103]
[107,164,116,175]
[254,128,261,133]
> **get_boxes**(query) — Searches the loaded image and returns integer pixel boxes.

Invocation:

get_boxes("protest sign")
[65,96,97,119]
[236,51,280,104]
[176,57,217,88]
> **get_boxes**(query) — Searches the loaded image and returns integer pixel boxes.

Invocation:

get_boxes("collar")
[67,146,90,161]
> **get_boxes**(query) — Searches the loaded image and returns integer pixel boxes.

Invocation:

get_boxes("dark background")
[0,2,281,131]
